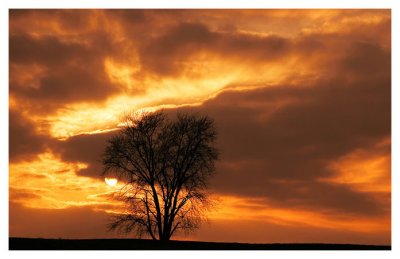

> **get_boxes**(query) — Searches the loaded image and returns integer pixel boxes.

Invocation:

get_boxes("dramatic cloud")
[9,34,121,107]
[9,109,52,162]
[138,22,291,76]
[54,131,118,178]
[9,9,391,244]
[172,72,390,217]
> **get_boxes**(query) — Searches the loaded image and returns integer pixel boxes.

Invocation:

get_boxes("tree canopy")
[102,111,218,240]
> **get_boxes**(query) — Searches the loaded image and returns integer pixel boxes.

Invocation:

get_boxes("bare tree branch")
[102,111,218,240]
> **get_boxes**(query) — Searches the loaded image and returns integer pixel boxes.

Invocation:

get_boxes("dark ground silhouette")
[9,238,390,250]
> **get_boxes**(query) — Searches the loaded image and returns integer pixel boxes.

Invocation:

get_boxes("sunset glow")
[104,178,118,187]
[9,9,391,245]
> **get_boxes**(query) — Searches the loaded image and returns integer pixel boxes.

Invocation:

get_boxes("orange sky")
[9,9,391,245]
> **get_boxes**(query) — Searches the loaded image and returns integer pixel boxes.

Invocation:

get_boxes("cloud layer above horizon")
[9,9,391,244]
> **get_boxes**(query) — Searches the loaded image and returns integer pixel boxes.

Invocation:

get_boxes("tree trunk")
[159,226,171,241]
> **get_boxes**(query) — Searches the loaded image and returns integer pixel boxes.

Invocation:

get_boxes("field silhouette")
[9,238,390,250]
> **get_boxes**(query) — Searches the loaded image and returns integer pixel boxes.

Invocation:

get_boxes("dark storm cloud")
[9,9,96,31]
[135,15,390,80]
[13,66,115,103]
[54,130,118,178]
[9,34,91,66]
[9,33,122,106]
[139,22,291,76]
[9,109,53,162]
[168,37,390,215]
[109,9,147,24]
[340,41,391,76]
[139,22,218,75]
[9,9,390,114]
[214,160,388,215]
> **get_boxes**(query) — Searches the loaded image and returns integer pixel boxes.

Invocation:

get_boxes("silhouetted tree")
[102,111,218,241]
